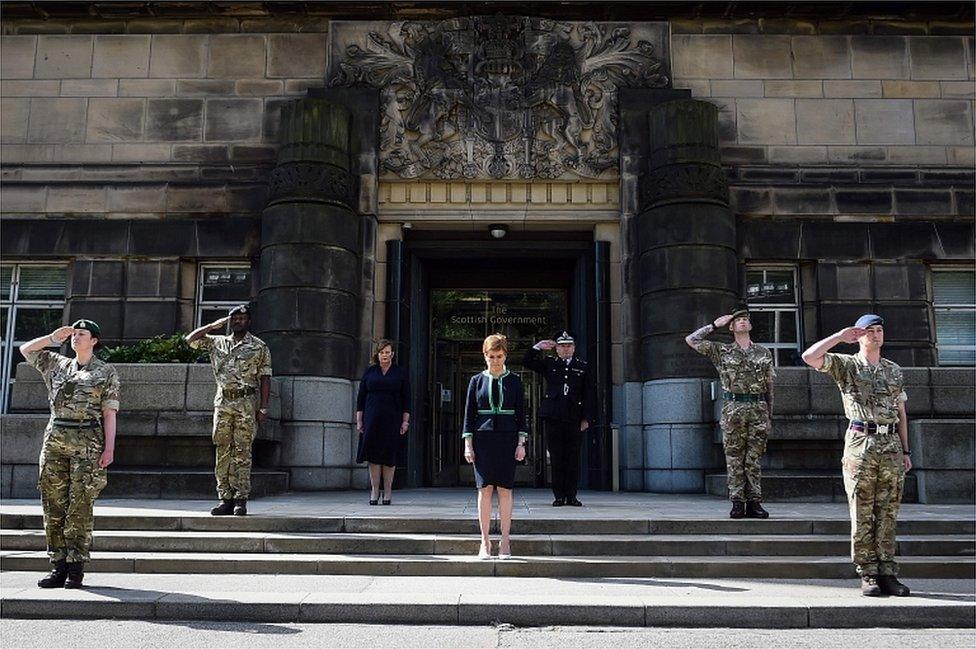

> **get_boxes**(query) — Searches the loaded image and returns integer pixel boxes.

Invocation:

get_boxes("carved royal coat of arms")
[328,17,670,181]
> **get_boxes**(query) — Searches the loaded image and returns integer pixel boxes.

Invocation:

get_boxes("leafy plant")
[98,334,208,364]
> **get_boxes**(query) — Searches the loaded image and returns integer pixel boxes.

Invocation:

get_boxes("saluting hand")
[713,314,733,328]
[837,327,866,343]
[536,340,557,351]
[50,326,75,344]
[210,316,230,330]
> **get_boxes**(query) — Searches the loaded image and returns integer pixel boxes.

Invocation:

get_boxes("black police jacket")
[522,347,596,424]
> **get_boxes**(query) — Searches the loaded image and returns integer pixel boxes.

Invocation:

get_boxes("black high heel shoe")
[381,499,391,505]
[369,497,379,506]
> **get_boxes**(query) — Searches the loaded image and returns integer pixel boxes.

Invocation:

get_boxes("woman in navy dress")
[463,333,528,559]
[356,339,411,505]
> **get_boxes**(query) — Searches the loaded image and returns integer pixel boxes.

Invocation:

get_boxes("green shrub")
[98,334,208,363]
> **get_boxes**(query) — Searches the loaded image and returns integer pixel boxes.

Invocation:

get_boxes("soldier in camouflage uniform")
[20,319,120,589]
[686,308,775,519]
[803,314,912,597]
[187,304,271,516]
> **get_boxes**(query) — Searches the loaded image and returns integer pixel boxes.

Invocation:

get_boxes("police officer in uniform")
[20,319,120,589]
[802,314,912,597]
[186,304,272,517]
[686,307,775,519]
[523,331,595,507]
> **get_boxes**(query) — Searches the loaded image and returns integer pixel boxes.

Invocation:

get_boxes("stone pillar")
[637,99,736,493]
[255,98,362,490]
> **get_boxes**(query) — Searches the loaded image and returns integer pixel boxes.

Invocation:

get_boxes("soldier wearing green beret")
[186,304,272,517]
[686,307,775,519]
[19,319,120,589]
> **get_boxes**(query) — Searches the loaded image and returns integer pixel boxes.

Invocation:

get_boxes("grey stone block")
[669,424,714,469]
[301,595,458,624]
[764,80,823,98]
[280,422,324,466]
[157,412,213,437]
[791,36,851,79]
[0,596,156,620]
[621,468,643,491]
[106,186,166,213]
[910,419,975,470]
[145,99,203,142]
[27,98,86,143]
[914,469,975,504]
[92,35,150,78]
[851,36,908,79]
[149,34,206,78]
[289,467,351,490]
[123,382,186,412]
[185,380,217,411]
[931,368,976,416]
[736,98,796,144]
[86,98,144,143]
[914,100,974,146]
[854,99,915,144]
[268,34,328,78]
[902,368,931,415]
[459,599,644,627]
[645,604,807,628]
[291,377,353,423]
[11,464,39,498]
[807,604,974,628]
[908,36,968,80]
[671,34,733,79]
[34,35,92,79]
[733,35,792,79]
[204,99,262,141]
[1,463,12,498]
[1,36,36,79]
[114,363,188,383]
[116,412,159,436]
[207,34,266,78]
[1,98,29,144]
[351,466,369,490]
[643,425,671,469]
[621,381,643,425]
[620,424,644,468]
[796,99,855,144]
[156,594,302,622]
[323,423,353,466]
[643,379,708,424]
[9,378,47,411]
[771,417,845,440]
[0,415,45,463]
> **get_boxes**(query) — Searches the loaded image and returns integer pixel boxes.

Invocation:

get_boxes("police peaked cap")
[228,304,251,317]
[855,314,884,328]
[555,331,575,344]
[71,319,101,337]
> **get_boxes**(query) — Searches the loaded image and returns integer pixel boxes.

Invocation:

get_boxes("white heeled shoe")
[477,544,491,560]
[497,545,512,560]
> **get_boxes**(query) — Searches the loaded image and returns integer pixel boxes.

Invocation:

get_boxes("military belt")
[850,420,893,435]
[722,391,766,403]
[221,386,256,399]
[477,409,515,415]
[52,418,100,429]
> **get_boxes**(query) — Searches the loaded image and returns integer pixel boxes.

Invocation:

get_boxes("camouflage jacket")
[26,350,120,421]
[190,332,272,405]
[818,352,907,424]
[693,340,775,395]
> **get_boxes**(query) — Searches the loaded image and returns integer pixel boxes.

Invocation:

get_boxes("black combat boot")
[745,501,770,519]
[860,575,882,597]
[37,560,68,588]
[878,575,911,597]
[63,562,85,589]
[233,498,247,516]
[729,501,746,519]
[210,499,234,516]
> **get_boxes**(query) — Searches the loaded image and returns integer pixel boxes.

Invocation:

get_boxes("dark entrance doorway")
[386,235,612,490]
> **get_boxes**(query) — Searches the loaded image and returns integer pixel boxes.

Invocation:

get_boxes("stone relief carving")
[328,17,669,180]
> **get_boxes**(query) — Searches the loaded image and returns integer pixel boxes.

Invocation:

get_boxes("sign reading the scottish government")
[328,17,670,181]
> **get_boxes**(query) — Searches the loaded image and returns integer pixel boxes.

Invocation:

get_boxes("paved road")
[1,620,974,648]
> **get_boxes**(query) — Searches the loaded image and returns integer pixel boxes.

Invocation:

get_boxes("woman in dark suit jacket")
[463,333,528,559]
[356,339,411,505]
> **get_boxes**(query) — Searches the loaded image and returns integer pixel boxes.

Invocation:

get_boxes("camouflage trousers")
[721,401,770,502]
[841,425,905,576]
[212,399,257,500]
[37,424,108,564]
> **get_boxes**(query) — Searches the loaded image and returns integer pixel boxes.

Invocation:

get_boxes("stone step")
[3,512,971,536]
[2,551,972,579]
[102,467,289,499]
[3,529,972,557]
[705,471,919,503]
[2,572,973,628]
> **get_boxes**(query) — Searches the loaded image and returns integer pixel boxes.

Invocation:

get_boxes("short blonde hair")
[482,333,508,355]
[370,338,396,365]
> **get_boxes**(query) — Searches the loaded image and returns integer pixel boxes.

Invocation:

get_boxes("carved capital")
[641,163,729,207]
[267,162,356,207]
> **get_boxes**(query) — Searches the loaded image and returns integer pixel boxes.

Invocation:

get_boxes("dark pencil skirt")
[472,430,519,490]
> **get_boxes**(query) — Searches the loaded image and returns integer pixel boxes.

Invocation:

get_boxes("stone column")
[637,99,736,493]
[255,98,362,490]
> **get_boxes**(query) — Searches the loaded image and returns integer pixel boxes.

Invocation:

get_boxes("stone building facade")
[1,2,973,501]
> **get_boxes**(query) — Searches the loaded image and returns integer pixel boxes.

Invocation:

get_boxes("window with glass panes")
[1,264,67,413]
[933,268,976,366]
[196,264,252,334]
[745,267,801,366]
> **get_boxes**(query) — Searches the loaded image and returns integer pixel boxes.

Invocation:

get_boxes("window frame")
[744,265,802,367]
[1,263,68,413]
[932,266,976,367]
[195,262,253,331]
